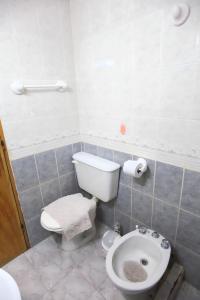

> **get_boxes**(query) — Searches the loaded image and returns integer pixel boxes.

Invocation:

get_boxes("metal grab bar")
[11,80,67,95]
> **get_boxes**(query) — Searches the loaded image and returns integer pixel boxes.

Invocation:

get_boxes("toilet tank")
[72,152,120,202]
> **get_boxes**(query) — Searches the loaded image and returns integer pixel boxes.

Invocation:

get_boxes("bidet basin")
[0,269,21,300]
[106,228,171,295]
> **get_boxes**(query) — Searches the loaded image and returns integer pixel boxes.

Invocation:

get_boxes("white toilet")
[41,152,120,250]
[106,226,171,300]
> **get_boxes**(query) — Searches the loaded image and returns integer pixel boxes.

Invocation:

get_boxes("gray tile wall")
[11,141,200,289]
[12,143,81,247]
[83,143,200,290]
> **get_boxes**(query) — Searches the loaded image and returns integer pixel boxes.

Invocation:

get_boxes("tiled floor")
[176,281,200,300]
[3,223,200,300]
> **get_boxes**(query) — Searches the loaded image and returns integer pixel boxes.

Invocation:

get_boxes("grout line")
[119,208,147,228]
[54,149,62,197]
[152,161,156,197]
[115,208,130,220]
[71,143,78,189]
[19,184,41,194]
[34,155,44,206]
[130,185,133,219]
[174,168,185,246]
[151,160,157,229]
[176,241,200,258]
[72,143,75,154]
[111,150,114,161]
[34,154,40,184]
[73,163,79,193]
[39,176,60,187]
[59,171,75,179]
[119,181,133,190]
[20,175,63,194]
[113,150,116,162]
[96,145,99,157]
[115,207,146,228]
[152,195,200,219]
[154,196,179,209]
[180,207,200,219]
[120,181,154,198]
[131,165,134,219]
[113,205,116,228]
[132,216,146,228]
[132,186,154,198]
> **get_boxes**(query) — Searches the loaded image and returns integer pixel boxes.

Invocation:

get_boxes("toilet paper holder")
[123,158,147,178]
[136,158,148,175]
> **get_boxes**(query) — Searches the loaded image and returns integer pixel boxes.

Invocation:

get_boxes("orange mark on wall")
[120,123,126,135]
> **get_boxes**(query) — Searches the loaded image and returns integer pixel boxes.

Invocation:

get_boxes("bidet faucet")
[136,225,147,234]
[152,231,160,238]
[161,239,170,249]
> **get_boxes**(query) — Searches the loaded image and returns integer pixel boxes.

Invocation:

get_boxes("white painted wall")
[0,0,79,159]
[70,0,200,171]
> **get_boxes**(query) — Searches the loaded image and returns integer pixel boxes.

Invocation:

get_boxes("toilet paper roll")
[123,159,147,178]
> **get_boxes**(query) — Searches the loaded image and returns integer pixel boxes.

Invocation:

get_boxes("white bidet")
[106,227,171,299]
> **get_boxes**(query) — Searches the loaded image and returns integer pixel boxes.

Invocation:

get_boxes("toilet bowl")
[41,193,97,251]
[106,227,171,299]
[40,152,120,251]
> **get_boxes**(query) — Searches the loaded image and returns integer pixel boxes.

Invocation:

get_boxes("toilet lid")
[41,193,96,232]
[41,211,62,231]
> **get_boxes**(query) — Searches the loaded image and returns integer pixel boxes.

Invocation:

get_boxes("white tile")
[159,64,197,119]
[71,0,200,167]
[160,0,200,66]
[0,0,79,157]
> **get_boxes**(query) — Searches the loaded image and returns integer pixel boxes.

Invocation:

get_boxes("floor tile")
[3,254,47,299]
[78,251,106,290]
[42,292,54,300]
[91,291,106,300]
[26,235,73,272]
[3,254,30,281]
[99,277,127,300]
[176,281,200,300]
[51,269,96,300]
[3,221,200,300]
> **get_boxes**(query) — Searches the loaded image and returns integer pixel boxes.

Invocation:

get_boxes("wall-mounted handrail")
[10,80,67,95]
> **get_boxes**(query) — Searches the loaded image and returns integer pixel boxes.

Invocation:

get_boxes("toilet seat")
[41,211,62,232]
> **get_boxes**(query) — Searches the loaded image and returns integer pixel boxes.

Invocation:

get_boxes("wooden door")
[0,122,28,266]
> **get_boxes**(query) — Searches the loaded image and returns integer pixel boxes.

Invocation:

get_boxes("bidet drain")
[140,258,148,266]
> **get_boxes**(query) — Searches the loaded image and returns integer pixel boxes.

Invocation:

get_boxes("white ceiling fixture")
[172,3,190,26]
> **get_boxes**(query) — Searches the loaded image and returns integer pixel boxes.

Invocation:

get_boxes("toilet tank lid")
[73,152,120,172]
